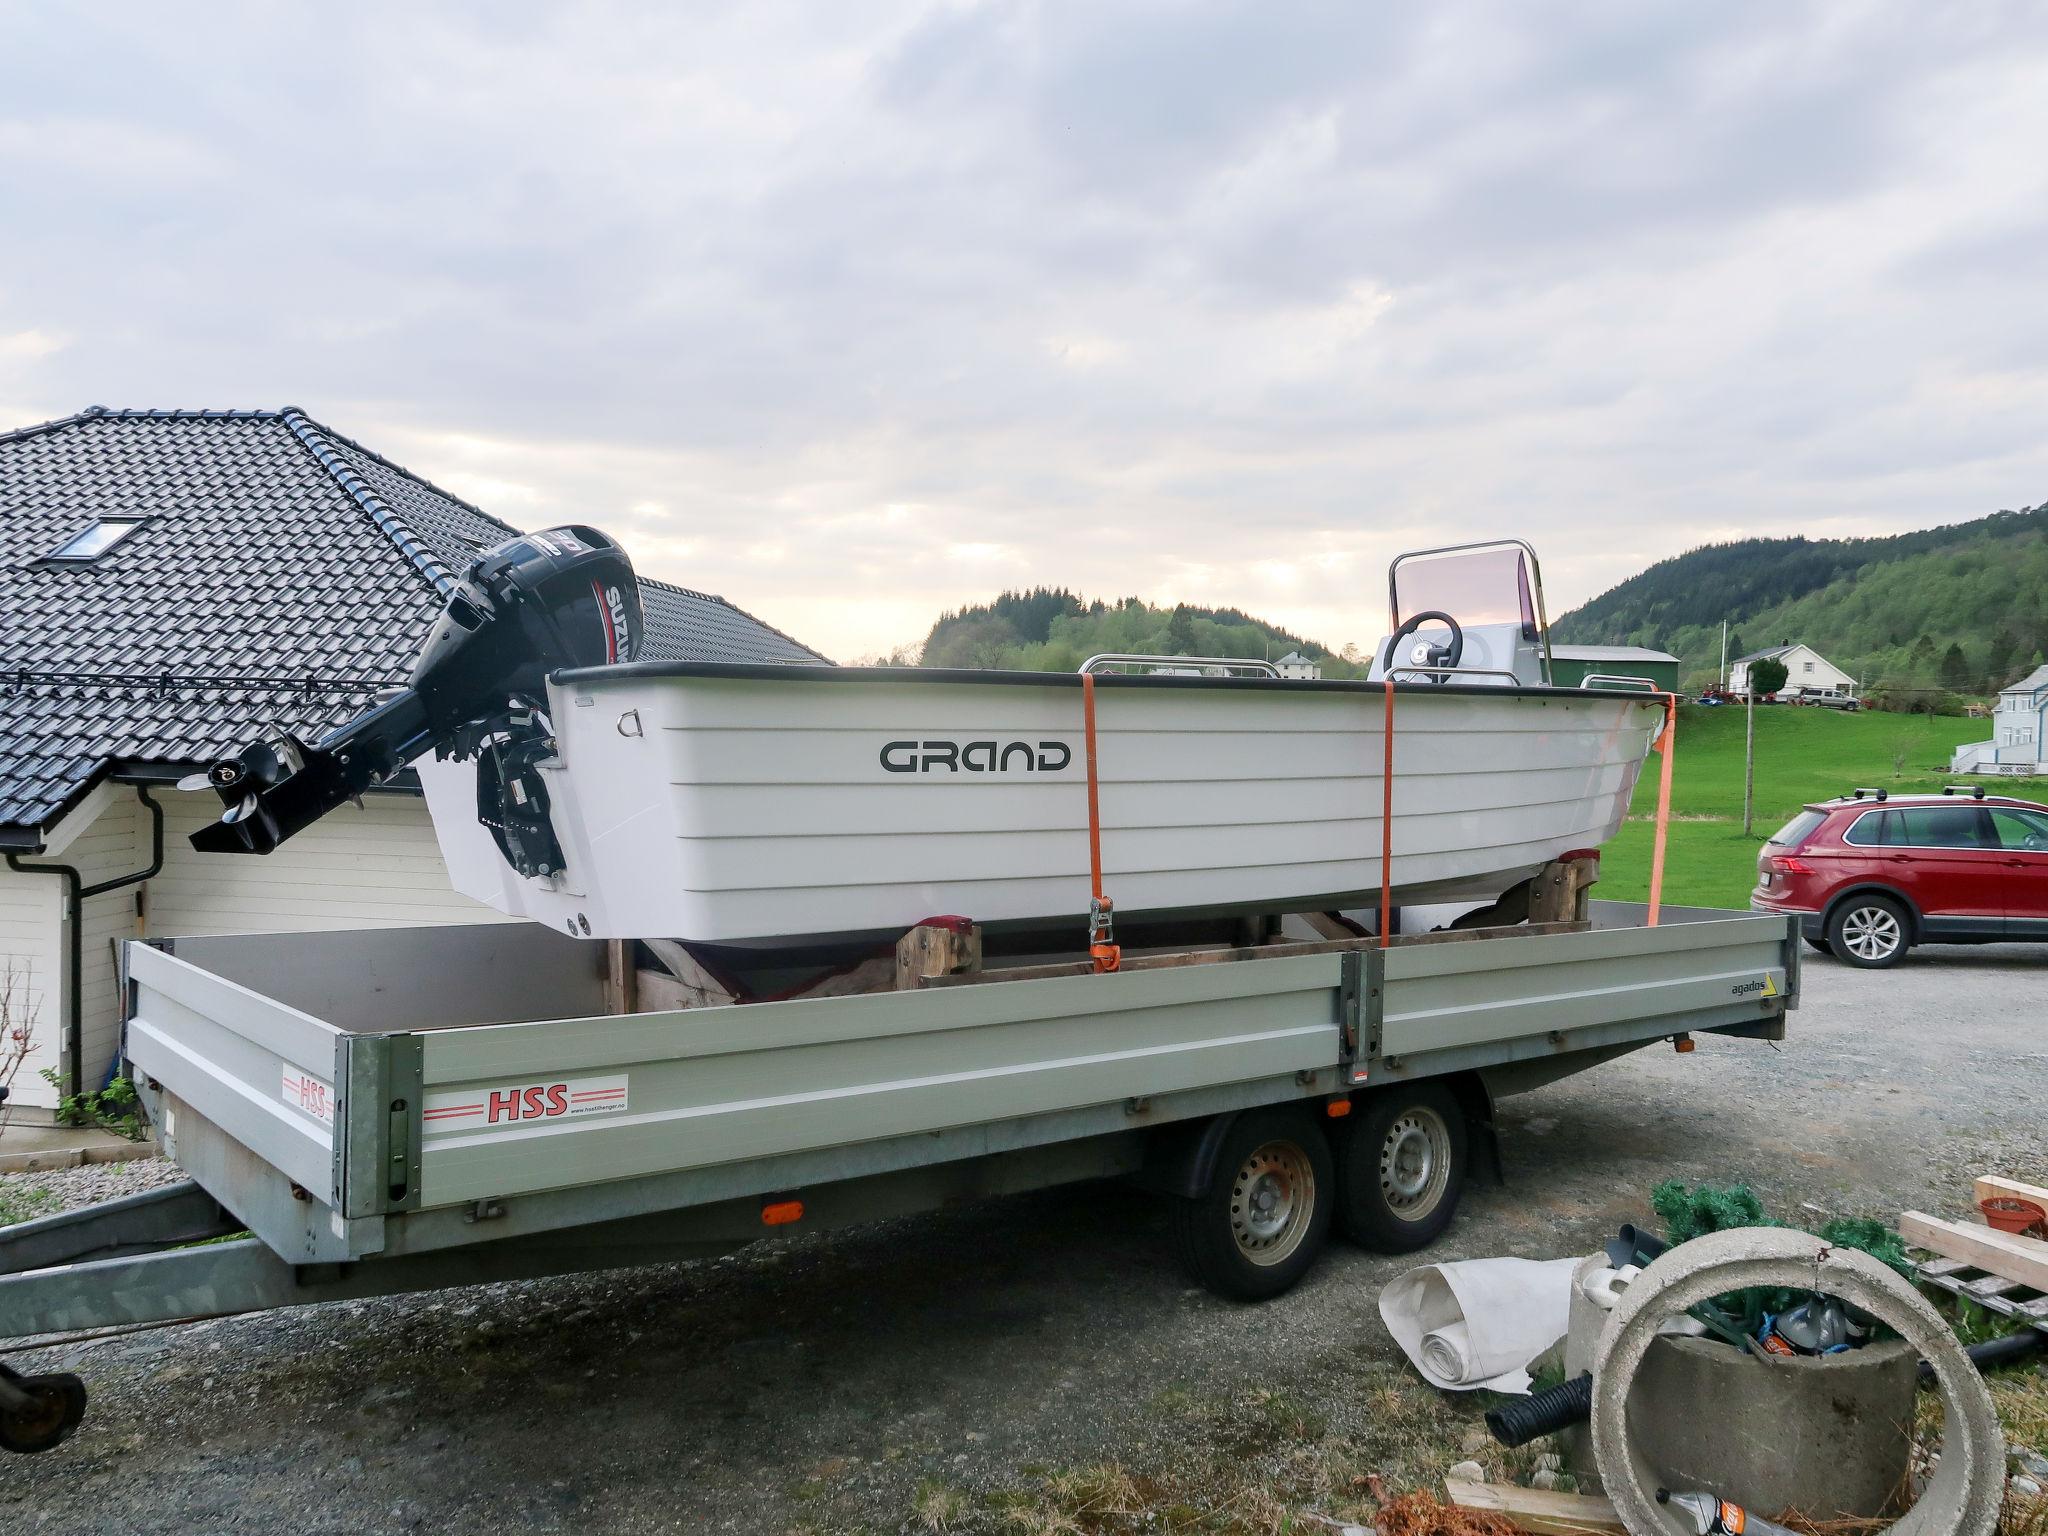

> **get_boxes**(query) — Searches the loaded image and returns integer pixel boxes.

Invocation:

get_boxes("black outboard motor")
[191,526,641,860]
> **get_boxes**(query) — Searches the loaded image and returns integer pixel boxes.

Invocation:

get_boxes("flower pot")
[1980,1197,2047,1237]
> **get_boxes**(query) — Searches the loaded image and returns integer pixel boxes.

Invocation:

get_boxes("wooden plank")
[605,940,638,1015]
[787,957,895,1000]
[926,920,1587,989]
[638,939,738,1010]
[1974,1174,2048,1214]
[1901,1211,2048,1290]
[1444,1478,1624,1535]
[1963,1273,2026,1299]
[634,967,699,1013]
[1386,918,1587,948]
[1297,911,1364,941]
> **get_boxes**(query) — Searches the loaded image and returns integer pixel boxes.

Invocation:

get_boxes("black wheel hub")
[0,1369,88,1456]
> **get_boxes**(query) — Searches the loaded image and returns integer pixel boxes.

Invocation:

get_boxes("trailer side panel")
[415,952,1345,1207]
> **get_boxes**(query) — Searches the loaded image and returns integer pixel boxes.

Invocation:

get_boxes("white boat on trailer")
[416,653,1663,944]
[187,533,1667,947]
[385,539,1665,945]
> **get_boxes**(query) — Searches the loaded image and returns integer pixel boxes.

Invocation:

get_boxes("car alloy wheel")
[1838,903,1903,963]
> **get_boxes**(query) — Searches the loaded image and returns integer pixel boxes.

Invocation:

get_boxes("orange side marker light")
[1325,1099,1353,1119]
[761,1199,805,1226]
[1672,1034,1696,1054]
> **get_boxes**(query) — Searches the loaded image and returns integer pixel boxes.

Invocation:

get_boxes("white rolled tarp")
[1378,1256,1579,1393]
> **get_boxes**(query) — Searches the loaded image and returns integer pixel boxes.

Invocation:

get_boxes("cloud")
[4,1,2048,660]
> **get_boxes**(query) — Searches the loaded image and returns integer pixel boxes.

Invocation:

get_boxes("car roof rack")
[1940,784,1987,800]
[1848,787,1888,802]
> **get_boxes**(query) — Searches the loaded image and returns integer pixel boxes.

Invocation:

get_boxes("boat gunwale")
[552,659,1666,707]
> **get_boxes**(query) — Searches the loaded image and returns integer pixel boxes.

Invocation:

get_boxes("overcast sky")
[5,3,2047,661]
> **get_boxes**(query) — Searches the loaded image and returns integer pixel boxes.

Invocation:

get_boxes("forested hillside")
[1553,504,2048,695]
[917,587,1364,676]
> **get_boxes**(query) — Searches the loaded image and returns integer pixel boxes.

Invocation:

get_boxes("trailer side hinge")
[382,1035,425,1214]
[1361,947,1386,1063]
[1336,950,1361,1063]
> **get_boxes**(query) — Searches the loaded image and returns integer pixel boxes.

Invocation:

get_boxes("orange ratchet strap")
[1379,680,1396,949]
[1081,672,1120,972]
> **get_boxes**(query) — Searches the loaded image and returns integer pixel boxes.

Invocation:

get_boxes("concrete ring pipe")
[1588,1226,2005,1536]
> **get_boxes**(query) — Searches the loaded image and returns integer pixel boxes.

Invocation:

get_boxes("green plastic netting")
[1646,1182,1913,1338]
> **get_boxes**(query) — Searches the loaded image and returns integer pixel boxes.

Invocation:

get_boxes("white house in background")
[1275,650,1323,680]
[1951,664,2048,776]
[1728,642,1858,699]
[0,406,826,1118]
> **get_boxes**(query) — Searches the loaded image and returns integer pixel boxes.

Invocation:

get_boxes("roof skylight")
[43,518,144,563]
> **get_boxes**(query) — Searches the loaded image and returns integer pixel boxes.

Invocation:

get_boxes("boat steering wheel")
[1381,610,1465,681]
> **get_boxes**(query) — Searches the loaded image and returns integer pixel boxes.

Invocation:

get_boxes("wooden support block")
[1974,1174,2048,1213]
[1444,1478,1624,1534]
[895,921,983,990]
[1527,855,1600,925]
[1901,1211,2048,1290]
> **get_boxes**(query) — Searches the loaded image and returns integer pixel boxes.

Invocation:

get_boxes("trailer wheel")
[1336,1084,1467,1253]
[0,1371,87,1455]
[1170,1107,1332,1301]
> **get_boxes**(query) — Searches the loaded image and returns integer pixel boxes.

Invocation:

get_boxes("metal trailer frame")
[0,902,1795,1448]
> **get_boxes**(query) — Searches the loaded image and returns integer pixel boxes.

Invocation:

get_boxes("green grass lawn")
[1595,704,1995,908]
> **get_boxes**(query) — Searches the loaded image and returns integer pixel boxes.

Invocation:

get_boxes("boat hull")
[416,665,1663,943]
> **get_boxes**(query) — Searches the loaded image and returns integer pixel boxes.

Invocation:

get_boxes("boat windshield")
[1391,544,1540,640]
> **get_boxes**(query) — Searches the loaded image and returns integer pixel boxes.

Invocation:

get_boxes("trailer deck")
[0,899,1794,1453]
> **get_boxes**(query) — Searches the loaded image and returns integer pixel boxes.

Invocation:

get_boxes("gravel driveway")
[3,944,2044,1533]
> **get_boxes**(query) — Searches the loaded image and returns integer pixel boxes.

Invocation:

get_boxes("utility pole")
[1719,621,1728,688]
[1743,684,1756,836]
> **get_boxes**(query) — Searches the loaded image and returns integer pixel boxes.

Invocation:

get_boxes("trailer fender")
[1439,1073,1504,1189]
[1132,1112,1244,1200]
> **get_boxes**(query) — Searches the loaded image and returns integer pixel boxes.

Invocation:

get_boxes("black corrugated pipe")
[4,786,164,1102]
[1486,1372,1594,1446]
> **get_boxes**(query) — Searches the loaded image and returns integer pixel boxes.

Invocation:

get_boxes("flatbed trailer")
[0,900,1795,1454]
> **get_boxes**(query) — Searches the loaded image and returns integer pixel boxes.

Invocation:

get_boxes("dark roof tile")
[0,408,828,833]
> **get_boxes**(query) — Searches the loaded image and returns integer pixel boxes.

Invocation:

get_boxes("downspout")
[3,786,165,1103]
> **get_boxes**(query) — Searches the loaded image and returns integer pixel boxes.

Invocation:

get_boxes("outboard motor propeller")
[191,526,641,858]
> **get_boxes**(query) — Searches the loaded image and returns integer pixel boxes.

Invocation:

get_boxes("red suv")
[1751,787,2048,967]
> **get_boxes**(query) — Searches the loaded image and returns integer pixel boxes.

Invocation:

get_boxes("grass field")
[1595,704,1995,908]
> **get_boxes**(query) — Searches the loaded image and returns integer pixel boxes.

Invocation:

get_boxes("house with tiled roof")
[0,406,826,1116]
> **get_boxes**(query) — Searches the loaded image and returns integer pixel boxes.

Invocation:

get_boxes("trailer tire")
[1336,1084,1467,1253]
[0,1371,87,1455]
[1169,1107,1332,1301]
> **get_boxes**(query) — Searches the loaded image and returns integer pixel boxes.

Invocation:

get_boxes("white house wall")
[0,864,60,1111]
[68,793,149,1104]
[150,792,513,936]
[2,790,512,1116]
